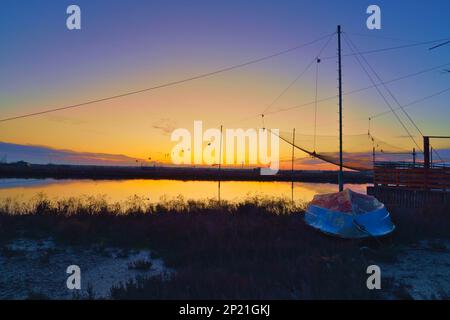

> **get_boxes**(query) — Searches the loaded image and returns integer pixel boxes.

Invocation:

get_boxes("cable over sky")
[0,33,333,123]
[2,33,449,124]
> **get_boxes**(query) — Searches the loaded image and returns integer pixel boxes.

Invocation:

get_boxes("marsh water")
[0,178,369,205]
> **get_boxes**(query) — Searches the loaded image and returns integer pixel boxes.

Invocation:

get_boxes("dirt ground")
[1,237,449,299]
[380,240,450,299]
[0,238,169,299]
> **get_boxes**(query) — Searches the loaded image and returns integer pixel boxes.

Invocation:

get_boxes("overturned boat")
[304,189,395,239]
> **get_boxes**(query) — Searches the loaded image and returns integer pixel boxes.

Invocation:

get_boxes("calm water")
[0,179,369,204]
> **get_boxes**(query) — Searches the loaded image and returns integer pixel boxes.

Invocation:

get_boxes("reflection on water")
[0,179,368,204]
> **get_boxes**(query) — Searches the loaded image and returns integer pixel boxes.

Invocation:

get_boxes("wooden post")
[218,125,223,203]
[372,146,375,166]
[424,136,430,169]
[291,128,295,204]
[431,146,433,168]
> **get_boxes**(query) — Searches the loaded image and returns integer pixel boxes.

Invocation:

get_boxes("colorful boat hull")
[304,189,395,239]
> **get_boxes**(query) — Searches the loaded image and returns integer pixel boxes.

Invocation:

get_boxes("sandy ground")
[380,240,450,299]
[0,238,169,299]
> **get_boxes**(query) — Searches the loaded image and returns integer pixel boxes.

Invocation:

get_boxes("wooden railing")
[374,162,450,191]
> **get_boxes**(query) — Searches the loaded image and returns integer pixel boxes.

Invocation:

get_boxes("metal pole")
[413,147,416,167]
[218,125,223,203]
[291,128,295,204]
[337,25,344,192]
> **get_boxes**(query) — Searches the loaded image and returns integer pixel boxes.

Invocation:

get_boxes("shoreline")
[0,163,372,183]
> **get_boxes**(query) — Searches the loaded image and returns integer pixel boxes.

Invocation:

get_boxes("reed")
[0,194,448,299]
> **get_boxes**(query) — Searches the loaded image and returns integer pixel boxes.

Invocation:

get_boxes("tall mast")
[337,25,344,192]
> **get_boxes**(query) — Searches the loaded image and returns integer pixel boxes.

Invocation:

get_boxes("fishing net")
[274,130,450,171]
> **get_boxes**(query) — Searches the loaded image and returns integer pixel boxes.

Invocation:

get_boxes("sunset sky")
[1,0,449,169]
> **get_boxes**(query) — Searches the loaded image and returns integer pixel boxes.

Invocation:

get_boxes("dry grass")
[0,195,448,299]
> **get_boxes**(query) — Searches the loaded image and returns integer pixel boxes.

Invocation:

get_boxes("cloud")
[152,118,177,135]
[0,142,142,166]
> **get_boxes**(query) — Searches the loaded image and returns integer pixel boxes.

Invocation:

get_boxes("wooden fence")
[374,162,450,191]
[367,186,450,209]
